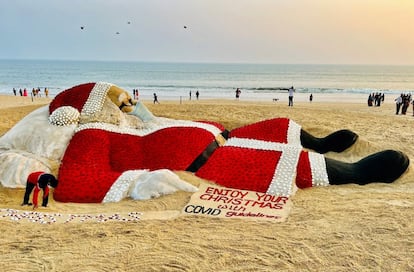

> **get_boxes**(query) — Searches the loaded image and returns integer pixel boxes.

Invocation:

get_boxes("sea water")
[1,59,413,101]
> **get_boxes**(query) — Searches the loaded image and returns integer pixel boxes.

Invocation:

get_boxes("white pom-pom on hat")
[48,106,80,126]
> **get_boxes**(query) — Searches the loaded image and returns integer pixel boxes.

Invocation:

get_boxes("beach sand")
[0,94,413,271]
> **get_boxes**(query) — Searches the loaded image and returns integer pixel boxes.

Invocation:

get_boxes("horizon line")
[1,58,413,67]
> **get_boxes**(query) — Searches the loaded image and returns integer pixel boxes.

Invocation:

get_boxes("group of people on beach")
[132,88,160,103]
[132,89,205,104]
[132,89,139,100]
[127,86,406,116]
[129,86,299,104]
[131,88,160,104]
[395,93,413,115]
[189,90,200,100]
[13,87,49,98]
[367,92,384,107]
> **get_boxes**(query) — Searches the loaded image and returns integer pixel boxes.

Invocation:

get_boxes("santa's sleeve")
[53,129,121,203]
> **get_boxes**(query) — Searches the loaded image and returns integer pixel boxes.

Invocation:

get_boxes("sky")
[1,0,414,65]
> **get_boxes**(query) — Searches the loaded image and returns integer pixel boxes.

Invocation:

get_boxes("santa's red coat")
[53,117,329,203]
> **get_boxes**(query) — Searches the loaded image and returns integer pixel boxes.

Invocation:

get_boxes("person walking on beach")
[196,90,199,100]
[401,94,411,115]
[13,88,17,96]
[309,93,313,102]
[189,91,192,100]
[153,93,160,104]
[395,94,403,114]
[368,93,374,106]
[412,100,414,116]
[288,86,295,106]
[235,88,241,99]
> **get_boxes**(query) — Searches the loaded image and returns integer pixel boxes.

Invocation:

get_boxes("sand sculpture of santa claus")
[0,82,409,203]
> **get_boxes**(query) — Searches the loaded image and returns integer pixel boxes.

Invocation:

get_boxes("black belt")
[186,130,229,172]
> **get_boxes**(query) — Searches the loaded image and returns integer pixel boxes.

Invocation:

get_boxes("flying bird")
[183,26,187,29]
[80,26,85,30]
[116,32,120,35]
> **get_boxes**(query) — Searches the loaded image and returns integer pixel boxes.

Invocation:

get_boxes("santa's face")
[107,85,137,114]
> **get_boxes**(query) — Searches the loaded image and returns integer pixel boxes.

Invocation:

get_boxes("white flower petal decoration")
[49,106,80,126]
[128,169,198,200]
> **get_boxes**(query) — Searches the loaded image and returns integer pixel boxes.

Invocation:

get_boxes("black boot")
[301,129,358,154]
[326,150,410,185]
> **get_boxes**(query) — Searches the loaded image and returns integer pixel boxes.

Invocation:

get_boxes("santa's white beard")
[128,101,155,122]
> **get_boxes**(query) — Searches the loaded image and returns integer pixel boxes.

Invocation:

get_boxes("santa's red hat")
[48,82,113,126]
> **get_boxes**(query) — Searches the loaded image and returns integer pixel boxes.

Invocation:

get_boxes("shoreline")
[0,92,396,104]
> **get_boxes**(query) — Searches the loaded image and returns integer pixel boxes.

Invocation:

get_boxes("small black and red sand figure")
[22,172,58,209]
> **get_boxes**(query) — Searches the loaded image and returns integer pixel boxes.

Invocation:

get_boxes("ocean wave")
[1,60,414,97]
